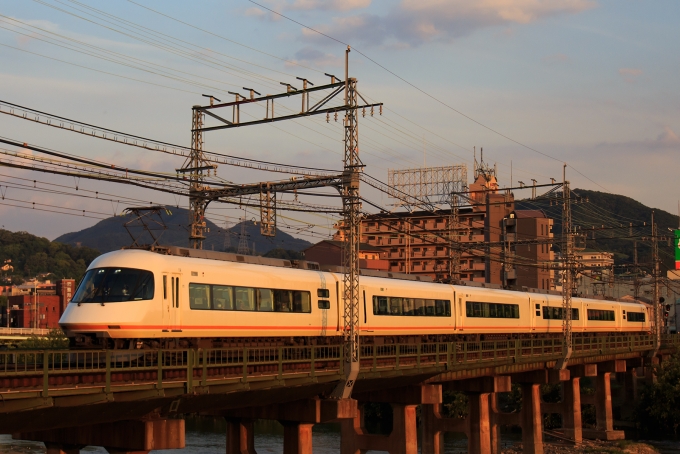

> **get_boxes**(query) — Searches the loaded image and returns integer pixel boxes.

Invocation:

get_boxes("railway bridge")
[0,334,677,454]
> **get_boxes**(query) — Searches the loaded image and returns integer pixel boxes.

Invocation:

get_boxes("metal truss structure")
[387,165,468,207]
[121,206,169,249]
[186,47,378,398]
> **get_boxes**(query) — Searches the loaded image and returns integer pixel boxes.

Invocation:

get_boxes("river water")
[1,419,679,453]
[0,418,493,454]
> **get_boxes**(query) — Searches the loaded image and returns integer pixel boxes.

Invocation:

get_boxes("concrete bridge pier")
[420,400,466,454]
[560,364,597,443]
[582,360,626,441]
[511,369,569,454]
[344,385,441,454]
[225,418,256,454]
[222,397,357,454]
[422,376,511,454]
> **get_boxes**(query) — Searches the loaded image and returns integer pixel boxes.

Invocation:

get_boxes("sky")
[0,0,678,243]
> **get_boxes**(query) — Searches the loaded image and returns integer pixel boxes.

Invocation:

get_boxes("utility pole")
[182,106,215,249]
[449,191,460,282]
[190,50,380,399]
[556,164,574,370]
[649,211,661,357]
[332,46,362,399]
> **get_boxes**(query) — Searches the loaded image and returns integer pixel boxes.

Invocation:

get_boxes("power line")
[246,0,610,193]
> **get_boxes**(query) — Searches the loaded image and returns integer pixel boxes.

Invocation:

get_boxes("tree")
[636,350,680,437]
[17,329,69,350]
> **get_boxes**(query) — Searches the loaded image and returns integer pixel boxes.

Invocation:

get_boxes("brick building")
[501,210,554,290]
[360,164,515,284]
[3,279,75,329]
[304,240,389,271]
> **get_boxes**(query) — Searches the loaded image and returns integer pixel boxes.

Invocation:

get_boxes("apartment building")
[360,164,515,284]
[501,210,554,290]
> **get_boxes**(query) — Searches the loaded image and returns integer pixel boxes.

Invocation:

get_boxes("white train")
[59,248,651,349]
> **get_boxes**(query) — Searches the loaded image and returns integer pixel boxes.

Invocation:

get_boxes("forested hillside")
[0,230,100,284]
[517,189,679,271]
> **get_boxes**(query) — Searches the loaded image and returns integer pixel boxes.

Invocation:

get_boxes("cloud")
[619,67,643,83]
[596,126,680,154]
[541,53,570,64]
[290,0,371,12]
[244,7,268,18]
[300,0,596,48]
[657,126,680,144]
[285,47,343,68]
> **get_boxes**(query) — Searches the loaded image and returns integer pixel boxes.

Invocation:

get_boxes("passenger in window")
[213,286,233,310]
[235,288,254,311]
[275,290,291,312]
[390,298,402,315]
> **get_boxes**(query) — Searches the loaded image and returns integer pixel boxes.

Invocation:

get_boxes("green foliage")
[541,383,563,429]
[442,390,468,418]
[636,350,680,437]
[0,229,99,283]
[17,329,69,350]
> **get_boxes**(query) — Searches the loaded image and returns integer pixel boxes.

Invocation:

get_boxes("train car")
[59,247,651,349]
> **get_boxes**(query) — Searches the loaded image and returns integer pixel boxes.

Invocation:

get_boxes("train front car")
[60,250,166,348]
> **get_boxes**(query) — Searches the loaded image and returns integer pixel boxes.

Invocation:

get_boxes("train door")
[162,274,171,330]
[456,293,465,331]
[170,273,181,331]
[452,290,457,330]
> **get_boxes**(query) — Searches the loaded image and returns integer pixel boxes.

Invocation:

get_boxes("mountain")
[516,189,679,271]
[54,207,312,254]
[0,230,100,284]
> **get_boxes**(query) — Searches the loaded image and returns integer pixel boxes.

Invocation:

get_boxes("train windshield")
[72,267,154,303]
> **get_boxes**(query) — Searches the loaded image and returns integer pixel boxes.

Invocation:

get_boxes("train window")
[424,299,435,316]
[213,286,233,310]
[587,309,615,321]
[627,312,645,322]
[293,291,311,313]
[274,290,292,312]
[163,275,167,300]
[402,298,414,315]
[435,300,451,316]
[373,296,389,315]
[189,284,211,310]
[372,296,450,317]
[389,298,403,315]
[258,289,274,312]
[235,287,256,311]
[318,300,330,309]
[317,289,330,298]
[542,307,579,320]
[466,301,519,319]
[71,267,155,304]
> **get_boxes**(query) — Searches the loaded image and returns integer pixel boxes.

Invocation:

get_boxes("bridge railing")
[0,334,676,397]
[0,327,51,337]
